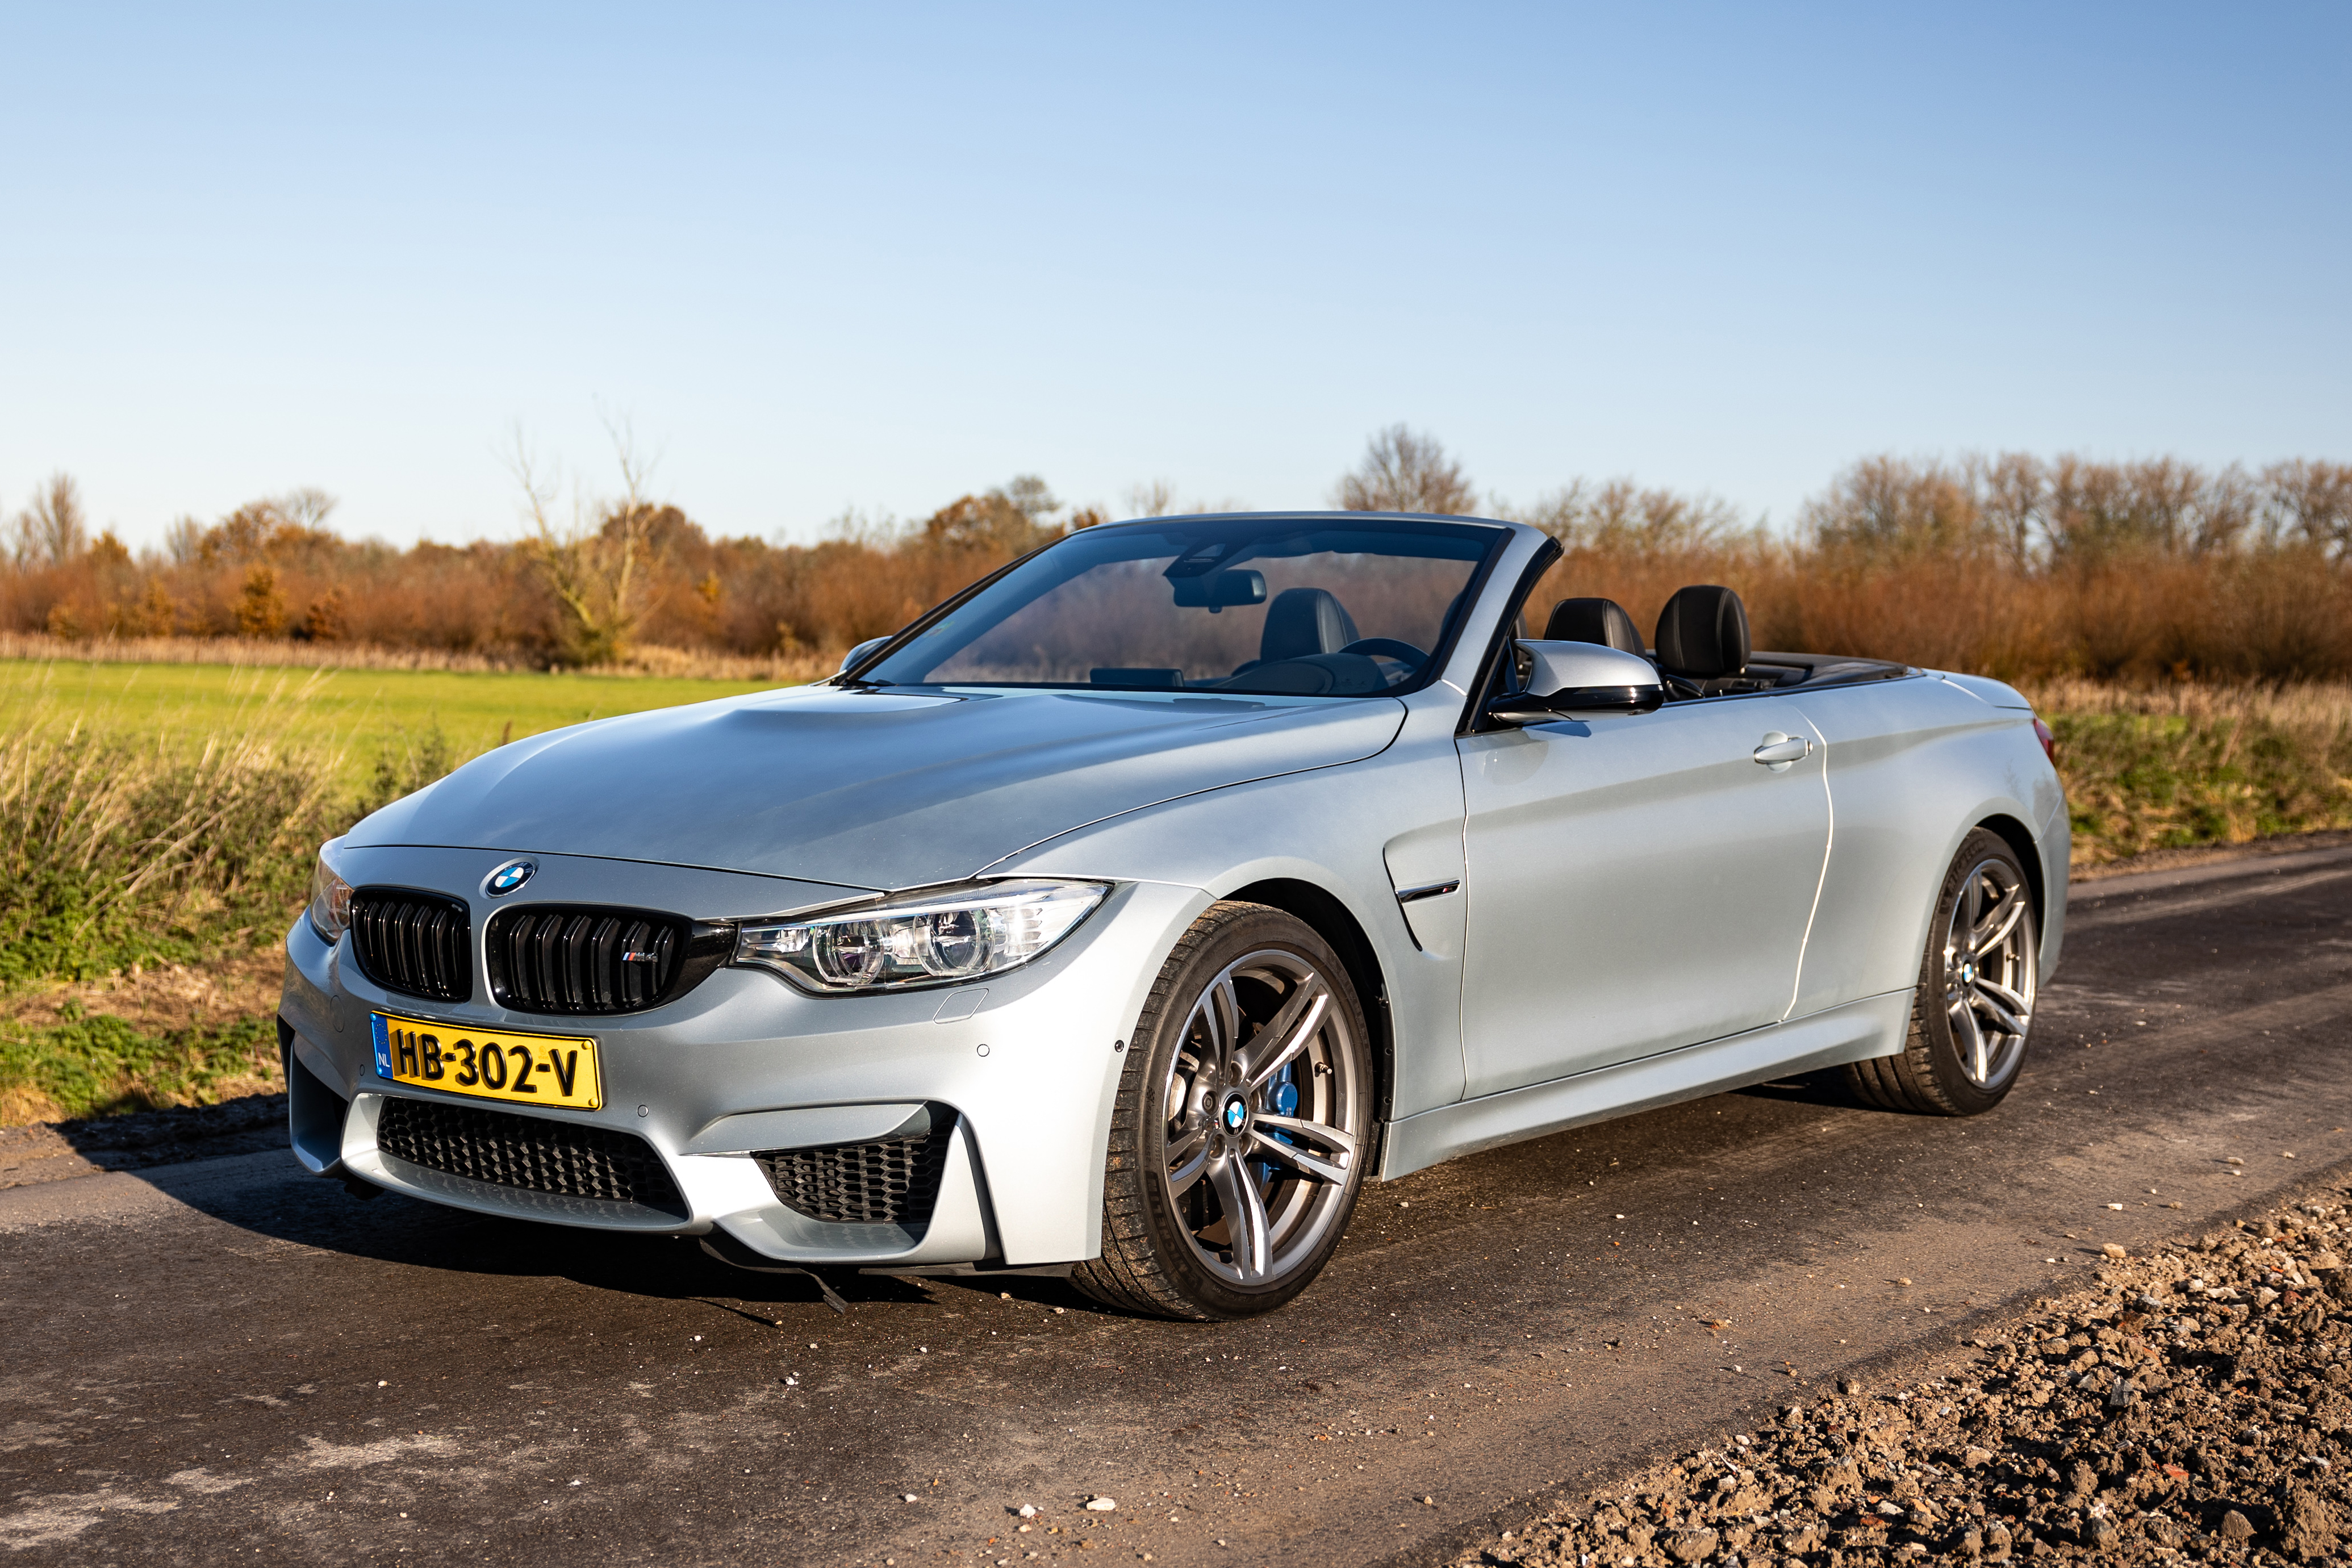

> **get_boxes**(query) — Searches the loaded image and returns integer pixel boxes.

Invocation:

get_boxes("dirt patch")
[1462,1190,2352,1567]
[0,949,285,1123]
[0,947,283,1034]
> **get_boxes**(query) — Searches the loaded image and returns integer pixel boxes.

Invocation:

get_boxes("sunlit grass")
[2025,679,2352,863]
[0,655,782,793]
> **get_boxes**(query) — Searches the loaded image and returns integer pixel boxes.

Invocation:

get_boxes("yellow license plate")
[370,1011,603,1110]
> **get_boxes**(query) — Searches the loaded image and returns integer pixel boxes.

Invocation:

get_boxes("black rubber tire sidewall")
[1911,828,2036,1115]
[1080,902,1374,1320]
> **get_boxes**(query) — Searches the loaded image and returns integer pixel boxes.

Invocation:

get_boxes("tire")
[1073,902,1376,1320]
[1846,827,2041,1117]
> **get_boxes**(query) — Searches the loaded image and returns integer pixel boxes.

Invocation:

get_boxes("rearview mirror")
[1483,640,1665,725]
[1171,569,1267,610]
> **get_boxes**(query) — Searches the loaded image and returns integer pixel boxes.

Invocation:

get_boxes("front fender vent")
[485,904,732,1017]
[349,888,473,1004]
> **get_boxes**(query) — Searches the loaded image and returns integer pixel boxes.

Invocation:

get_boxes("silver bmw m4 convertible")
[279,511,2066,1319]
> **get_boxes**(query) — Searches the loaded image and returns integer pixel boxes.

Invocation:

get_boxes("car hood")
[345,685,1408,892]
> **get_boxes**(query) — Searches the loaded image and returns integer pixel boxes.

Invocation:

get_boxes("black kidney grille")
[375,1095,684,1214]
[755,1123,954,1227]
[485,905,727,1016]
[349,888,473,1003]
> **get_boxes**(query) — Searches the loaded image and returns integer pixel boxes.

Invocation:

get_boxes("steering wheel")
[1337,637,1428,672]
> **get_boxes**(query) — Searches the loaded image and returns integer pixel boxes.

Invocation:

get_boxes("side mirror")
[1482,640,1665,725]
[838,635,891,675]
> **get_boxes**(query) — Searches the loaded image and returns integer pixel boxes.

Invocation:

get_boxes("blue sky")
[3,3,2345,550]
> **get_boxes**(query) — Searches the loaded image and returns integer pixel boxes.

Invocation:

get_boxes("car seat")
[1544,597,1647,655]
[1653,584,1754,696]
[1259,588,1361,663]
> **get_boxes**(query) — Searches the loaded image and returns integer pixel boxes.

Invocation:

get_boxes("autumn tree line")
[5,428,2350,682]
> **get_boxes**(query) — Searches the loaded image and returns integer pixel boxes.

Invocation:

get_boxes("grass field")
[1,657,781,795]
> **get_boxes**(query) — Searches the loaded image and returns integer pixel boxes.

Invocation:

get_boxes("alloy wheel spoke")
[1250,1114,1355,1156]
[1192,976,1242,1076]
[1975,975,2031,1016]
[1974,886,2025,952]
[1165,1124,1211,1195]
[1243,986,1329,1092]
[1971,985,2027,1038]
[1942,988,1985,1080]
[1245,1123,1351,1184]
[1210,1156,1271,1280]
[1167,1047,1204,1118]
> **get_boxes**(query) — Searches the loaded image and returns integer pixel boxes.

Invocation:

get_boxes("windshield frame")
[833,512,1514,700]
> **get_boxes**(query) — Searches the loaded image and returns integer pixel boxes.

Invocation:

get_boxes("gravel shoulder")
[1456,1180,2352,1568]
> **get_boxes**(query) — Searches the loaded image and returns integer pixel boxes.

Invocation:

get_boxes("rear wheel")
[1846,828,2040,1116]
[1073,902,1374,1320]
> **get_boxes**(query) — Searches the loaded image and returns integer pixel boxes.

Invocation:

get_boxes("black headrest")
[1544,597,1647,655]
[1654,585,1750,678]
[1260,588,1361,663]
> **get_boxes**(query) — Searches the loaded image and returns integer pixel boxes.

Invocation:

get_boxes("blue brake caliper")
[1257,1071,1299,1183]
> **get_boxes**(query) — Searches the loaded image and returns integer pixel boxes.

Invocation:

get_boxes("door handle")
[1753,732,1812,771]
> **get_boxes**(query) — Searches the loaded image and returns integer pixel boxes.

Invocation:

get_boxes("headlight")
[733,879,1110,993]
[308,841,354,943]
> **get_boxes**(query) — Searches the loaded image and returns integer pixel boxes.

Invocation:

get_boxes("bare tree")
[10,473,89,566]
[162,516,207,565]
[1802,455,1990,558]
[511,418,659,666]
[279,487,339,532]
[1122,480,1247,519]
[2261,459,2352,557]
[1501,478,1748,553]
[1125,479,1180,517]
[1334,425,1477,515]
[1973,453,2045,572]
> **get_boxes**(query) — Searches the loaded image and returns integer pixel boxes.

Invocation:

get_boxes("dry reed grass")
[0,708,346,1120]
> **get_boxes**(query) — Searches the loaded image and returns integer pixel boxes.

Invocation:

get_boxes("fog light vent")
[754,1109,953,1227]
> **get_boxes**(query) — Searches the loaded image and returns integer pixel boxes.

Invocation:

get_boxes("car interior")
[1509,583,1912,704]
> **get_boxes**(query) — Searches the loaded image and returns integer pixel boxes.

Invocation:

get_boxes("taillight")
[2032,716,2057,765]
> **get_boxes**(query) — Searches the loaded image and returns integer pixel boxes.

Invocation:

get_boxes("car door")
[1454,695,1831,1099]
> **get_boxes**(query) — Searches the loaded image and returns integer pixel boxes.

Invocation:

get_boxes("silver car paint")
[281,515,2069,1269]
[1455,693,1832,1096]
[344,683,1407,891]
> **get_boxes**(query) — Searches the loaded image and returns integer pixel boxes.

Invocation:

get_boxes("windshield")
[855,516,1504,697]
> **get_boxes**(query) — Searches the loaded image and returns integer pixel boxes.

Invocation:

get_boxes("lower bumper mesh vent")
[376,1096,684,1215]
[754,1110,953,1227]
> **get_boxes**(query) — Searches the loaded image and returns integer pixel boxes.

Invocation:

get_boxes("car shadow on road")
[134,1064,1875,1322]
[145,1150,1109,1318]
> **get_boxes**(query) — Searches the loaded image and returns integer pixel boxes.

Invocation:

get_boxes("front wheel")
[1073,902,1375,1320]
[1846,827,2040,1116]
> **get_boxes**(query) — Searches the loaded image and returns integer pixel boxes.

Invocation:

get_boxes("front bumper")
[279,846,1210,1267]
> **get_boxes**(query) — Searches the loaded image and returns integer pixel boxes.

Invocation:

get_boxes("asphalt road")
[5,844,2351,1566]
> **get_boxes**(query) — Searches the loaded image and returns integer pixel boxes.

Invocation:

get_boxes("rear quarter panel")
[1791,675,2067,1022]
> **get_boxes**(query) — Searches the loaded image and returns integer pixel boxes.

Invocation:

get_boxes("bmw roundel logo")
[484,859,536,897]
[1222,1098,1247,1132]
